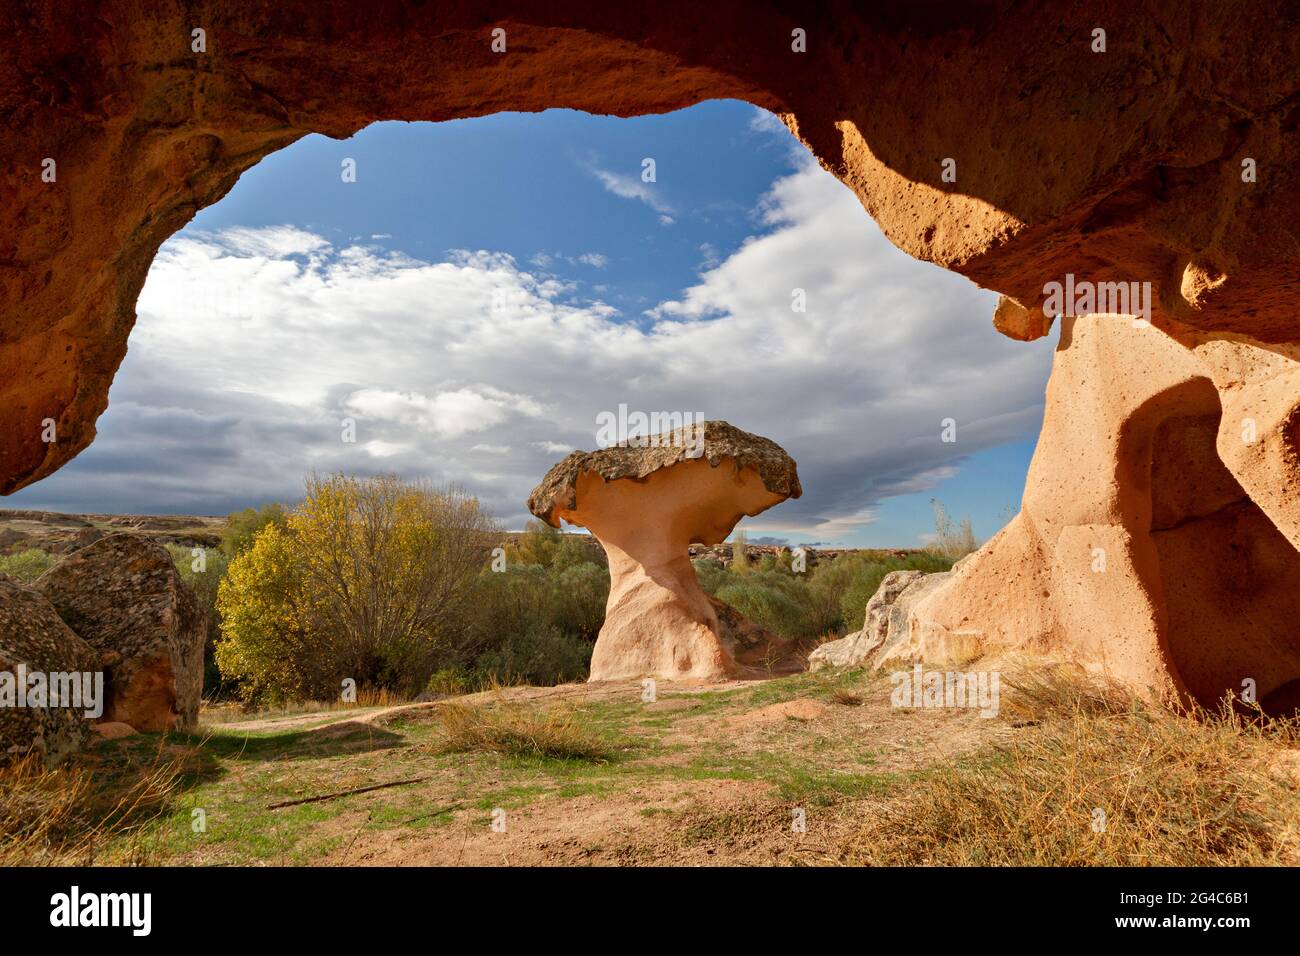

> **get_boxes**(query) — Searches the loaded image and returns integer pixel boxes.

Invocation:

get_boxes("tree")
[220,503,288,557]
[216,474,499,701]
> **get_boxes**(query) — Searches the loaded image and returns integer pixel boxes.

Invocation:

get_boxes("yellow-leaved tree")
[216,474,498,703]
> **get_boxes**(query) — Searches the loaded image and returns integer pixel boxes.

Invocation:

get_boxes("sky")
[7,100,1056,547]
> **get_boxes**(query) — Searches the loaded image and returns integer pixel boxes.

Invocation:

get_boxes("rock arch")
[2,2,1297,701]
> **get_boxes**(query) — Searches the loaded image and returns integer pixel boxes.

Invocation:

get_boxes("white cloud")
[588,164,675,220]
[217,225,330,258]
[17,163,1054,542]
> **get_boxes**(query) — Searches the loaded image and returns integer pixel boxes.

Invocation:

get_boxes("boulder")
[529,421,801,681]
[808,569,928,671]
[90,721,139,741]
[38,534,205,731]
[0,576,102,764]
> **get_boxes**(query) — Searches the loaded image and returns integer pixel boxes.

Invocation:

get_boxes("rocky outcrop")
[0,576,102,764]
[38,534,205,731]
[3,3,1298,494]
[530,421,800,681]
[913,316,1300,712]
[808,570,928,671]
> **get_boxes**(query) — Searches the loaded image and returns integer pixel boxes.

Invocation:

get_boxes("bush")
[165,544,233,698]
[0,548,57,583]
[715,574,808,637]
[220,503,287,557]
[693,549,953,639]
[504,519,597,570]
[474,623,592,687]
[216,474,498,703]
[458,530,609,687]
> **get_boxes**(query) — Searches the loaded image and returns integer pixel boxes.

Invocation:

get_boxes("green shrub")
[425,666,474,697]
[694,549,954,639]
[0,548,57,583]
[474,623,592,687]
[220,503,287,557]
[715,574,808,637]
[165,544,233,698]
[692,558,728,595]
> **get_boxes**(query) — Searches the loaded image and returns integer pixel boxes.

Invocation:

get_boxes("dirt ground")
[83,664,1298,866]
[86,671,1009,866]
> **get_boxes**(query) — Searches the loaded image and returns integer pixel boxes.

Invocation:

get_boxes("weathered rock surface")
[38,534,205,731]
[911,316,1300,711]
[4,3,1298,493]
[530,422,800,681]
[0,576,102,764]
[808,569,928,671]
[529,421,801,523]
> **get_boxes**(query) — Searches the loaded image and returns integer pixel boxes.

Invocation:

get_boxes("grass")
[0,746,187,865]
[842,665,1300,866]
[430,701,619,762]
[6,660,1297,866]
[206,686,411,724]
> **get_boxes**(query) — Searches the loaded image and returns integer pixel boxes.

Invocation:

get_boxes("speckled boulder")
[38,534,205,731]
[0,575,102,764]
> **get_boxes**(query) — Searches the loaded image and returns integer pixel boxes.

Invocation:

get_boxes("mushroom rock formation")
[37,534,206,731]
[528,421,801,681]
[2,4,1299,701]
[0,575,102,765]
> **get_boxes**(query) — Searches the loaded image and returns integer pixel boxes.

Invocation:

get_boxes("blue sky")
[7,100,1055,547]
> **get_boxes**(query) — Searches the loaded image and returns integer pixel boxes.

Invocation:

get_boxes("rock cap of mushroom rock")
[528,420,802,527]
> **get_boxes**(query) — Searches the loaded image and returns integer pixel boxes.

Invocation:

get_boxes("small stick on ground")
[266,776,431,810]
[401,802,466,826]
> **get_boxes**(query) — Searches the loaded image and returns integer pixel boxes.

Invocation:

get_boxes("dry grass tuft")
[997,661,1135,726]
[0,747,185,865]
[431,702,614,762]
[844,666,1300,866]
[831,688,865,707]
[211,685,413,724]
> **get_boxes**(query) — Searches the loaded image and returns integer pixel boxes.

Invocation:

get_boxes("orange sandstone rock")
[907,315,1300,713]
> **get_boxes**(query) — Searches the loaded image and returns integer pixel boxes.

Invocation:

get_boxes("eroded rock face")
[530,421,800,681]
[910,316,1300,712]
[808,569,928,671]
[38,534,205,731]
[3,3,1299,491]
[0,576,102,764]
